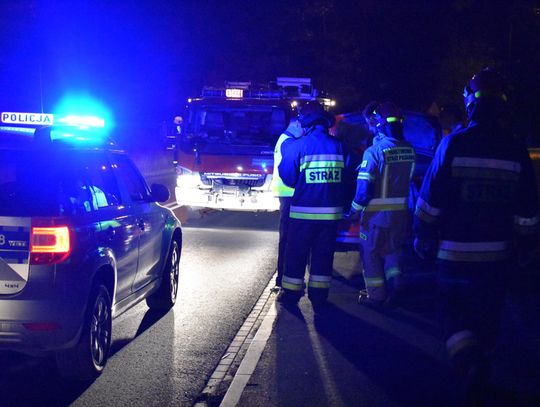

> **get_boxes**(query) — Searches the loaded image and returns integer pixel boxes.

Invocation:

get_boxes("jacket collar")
[372,132,397,145]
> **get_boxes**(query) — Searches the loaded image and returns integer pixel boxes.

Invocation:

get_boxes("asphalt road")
[0,209,280,407]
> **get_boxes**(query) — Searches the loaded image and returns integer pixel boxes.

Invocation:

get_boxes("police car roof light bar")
[1,112,105,129]
[56,115,105,128]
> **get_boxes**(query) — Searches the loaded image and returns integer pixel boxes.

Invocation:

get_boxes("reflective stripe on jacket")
[437,240,510,262]
[289,205,343,220]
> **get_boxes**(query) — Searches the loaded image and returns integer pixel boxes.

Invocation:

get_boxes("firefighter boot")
[358,289,385,309]
[277,288,301,308]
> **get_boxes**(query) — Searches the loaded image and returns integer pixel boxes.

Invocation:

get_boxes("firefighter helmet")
[362,100,380,131]
[298,101,334,129]
[463,68,508,111]
[372,102,404,128]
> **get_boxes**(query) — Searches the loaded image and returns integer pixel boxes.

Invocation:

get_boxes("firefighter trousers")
[438,261,507,370]
[359,222,405,301]
[276,197,292,287]
[281,219,339,303]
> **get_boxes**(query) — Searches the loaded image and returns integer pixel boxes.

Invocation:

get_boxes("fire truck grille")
[200,174,266,188]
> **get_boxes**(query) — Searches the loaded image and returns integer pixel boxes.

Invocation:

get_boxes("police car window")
[110,155,150,202]
[84,156,122,209]
[56,155,120,214]
[0,149,58,216]
[59,171,94,215]
[0,149,88,216]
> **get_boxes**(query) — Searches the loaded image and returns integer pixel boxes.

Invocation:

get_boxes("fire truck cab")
[173,78,329,212]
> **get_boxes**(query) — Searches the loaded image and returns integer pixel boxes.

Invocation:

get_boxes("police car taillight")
[30,226,71,265]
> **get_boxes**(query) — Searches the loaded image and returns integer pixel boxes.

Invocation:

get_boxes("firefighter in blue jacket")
[349,102,416,306]
[414,68,539,399]
[278,101,348,309]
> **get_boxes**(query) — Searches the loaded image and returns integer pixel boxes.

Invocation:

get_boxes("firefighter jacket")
[271,131,296,197]
[414,121,539,262]
[351,134,416,228]
[279,125,348,221]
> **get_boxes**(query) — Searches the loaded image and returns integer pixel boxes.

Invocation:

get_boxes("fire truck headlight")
[176,168,199,188]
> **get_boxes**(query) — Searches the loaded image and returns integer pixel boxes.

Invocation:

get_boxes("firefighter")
[172,116,183,165]
[271,116,305,289]
[173,115,183,135]
[278,101,348,310]
[348,102,416,306]
[413,68,539,400]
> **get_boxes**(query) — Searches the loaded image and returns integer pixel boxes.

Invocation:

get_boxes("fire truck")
[171,78,334,211]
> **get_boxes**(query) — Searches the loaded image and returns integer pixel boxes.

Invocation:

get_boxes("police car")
[0,112,182,380]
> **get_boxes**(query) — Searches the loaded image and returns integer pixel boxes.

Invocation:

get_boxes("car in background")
[0,117,182,380]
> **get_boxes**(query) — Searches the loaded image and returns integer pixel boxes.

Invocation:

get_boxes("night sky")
[1,0,539,138]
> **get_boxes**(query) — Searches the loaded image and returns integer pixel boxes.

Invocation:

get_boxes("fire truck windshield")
[185,105,288,147]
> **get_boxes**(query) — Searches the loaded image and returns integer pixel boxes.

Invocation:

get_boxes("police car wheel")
[146,239,181,310]
[56,284,112,380]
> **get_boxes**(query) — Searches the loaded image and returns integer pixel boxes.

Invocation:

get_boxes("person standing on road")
[271,116,305,290]
[413,68,539,401]
[347,102,416,307]
[278,101,349,311]
[172,115,184,166]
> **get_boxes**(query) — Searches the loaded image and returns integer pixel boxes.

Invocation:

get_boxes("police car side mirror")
[150,183,170,203]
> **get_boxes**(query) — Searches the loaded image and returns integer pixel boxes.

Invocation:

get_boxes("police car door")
[109,154,166,292]
[81,152,140,302]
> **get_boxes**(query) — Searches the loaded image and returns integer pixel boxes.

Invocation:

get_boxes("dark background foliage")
[1,0,539,140]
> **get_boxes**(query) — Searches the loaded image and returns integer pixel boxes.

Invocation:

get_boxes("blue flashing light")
[48,128,113,145]
[55,115,105,129]
[52,92,114,133]
[1,112,105,129]
[48,93,114,145]
[51,131,77,140]
[2,94,115,146]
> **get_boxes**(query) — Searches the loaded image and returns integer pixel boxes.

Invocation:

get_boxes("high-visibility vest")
[271,132,295,197]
